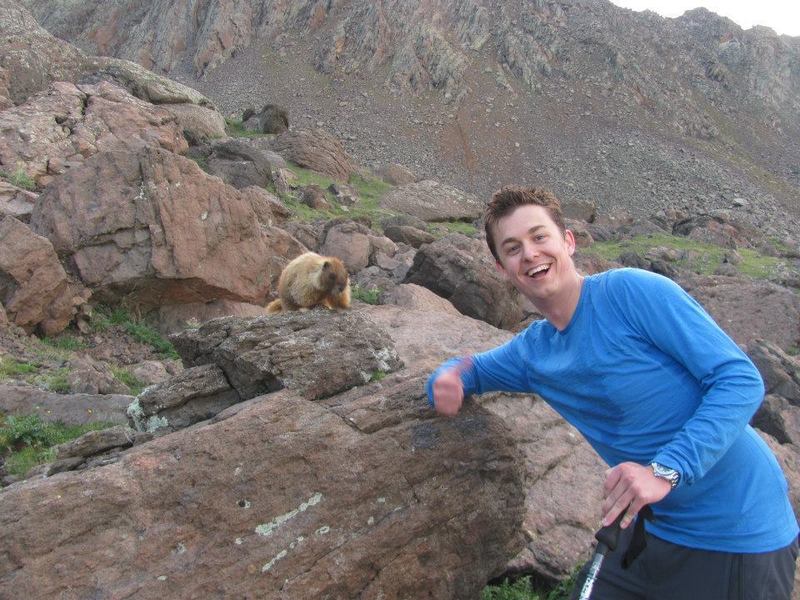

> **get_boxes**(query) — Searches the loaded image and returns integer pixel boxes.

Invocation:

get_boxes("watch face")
[651,463,679,487]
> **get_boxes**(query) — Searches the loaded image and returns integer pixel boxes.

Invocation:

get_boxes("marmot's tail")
[265,299,282,313]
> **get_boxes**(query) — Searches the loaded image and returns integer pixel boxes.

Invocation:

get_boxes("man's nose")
[521,241,538,260]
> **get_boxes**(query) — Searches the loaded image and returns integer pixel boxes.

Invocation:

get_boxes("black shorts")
[570,523,799,600]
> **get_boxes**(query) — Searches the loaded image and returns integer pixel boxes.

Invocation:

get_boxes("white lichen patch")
[235,538,243,545]
[315,525,330,536]
[261,549,287,573]
[156,575,167,582]
[126,398,145,431]
[145,415,169,433]
[367,516,375,526]
[372,347,397,372]
[174,543,186,555]
[255,492,323,538]
[377,497,386,504]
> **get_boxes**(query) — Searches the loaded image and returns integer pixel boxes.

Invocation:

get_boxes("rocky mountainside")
[2,1,800,597]
[22,0,800,239]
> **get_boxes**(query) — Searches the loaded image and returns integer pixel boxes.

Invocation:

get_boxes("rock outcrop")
[171,311,403,403]
[0,216,89,335]
[269,128,355,181]
[404,233,524,329]
[1,345,524,600]
[380,179,484,223]
[0,80,188,188]
[29,147,288,307]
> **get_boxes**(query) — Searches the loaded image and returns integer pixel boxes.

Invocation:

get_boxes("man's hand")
[601,462,672,529]
[432,358,472,417]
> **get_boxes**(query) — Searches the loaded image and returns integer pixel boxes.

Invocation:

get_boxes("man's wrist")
[650,462,680,489]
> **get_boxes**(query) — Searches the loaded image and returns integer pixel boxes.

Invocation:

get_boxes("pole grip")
[595,510,625,552]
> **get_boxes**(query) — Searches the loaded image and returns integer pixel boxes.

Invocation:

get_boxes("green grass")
[35,367,71,393]
[0,357,39,380]
[111,367,145,395]
[277,163,397,224]
[351,284,381,305]
[225,117,267,138]
[481,574,575,600]
[434,221,479,236]
[188,154,211,174]
[91,305,179,359]
[40,334,87,352]
[0,167,36,191]
[583,232,788,279]
[0,414,114,477]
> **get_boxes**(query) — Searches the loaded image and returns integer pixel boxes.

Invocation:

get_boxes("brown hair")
[484,186,566,262]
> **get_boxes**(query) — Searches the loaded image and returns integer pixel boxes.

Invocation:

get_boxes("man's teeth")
[527,264,550,276]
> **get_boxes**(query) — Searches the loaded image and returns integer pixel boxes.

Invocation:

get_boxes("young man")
[427,186,799,599]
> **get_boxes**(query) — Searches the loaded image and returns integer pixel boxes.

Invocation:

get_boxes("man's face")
[492,204,577,305]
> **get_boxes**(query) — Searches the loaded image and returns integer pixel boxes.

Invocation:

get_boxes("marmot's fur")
[266,252,351,313]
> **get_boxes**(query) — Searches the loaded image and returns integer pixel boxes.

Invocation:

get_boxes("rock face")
[188,137,287,190]
[171,311,404,403]
[404,233,523,329]
[29,147,286,307]
[269,128,355,181]
[0,216,89,335]
[0,1,87,104]
[380,180,484,222]
[0,377,525,599]
[0,80,188,187]
[0,384,132,425]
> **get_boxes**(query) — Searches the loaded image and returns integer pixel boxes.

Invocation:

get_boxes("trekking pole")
[577,511,625,600]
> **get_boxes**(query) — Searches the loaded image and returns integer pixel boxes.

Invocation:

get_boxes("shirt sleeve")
[425,331,535,407]
[606,269,765,486]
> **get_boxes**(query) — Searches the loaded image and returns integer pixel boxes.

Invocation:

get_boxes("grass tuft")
[0,357,39,380]
[351,284,381,305]
[0,414,114,477]
[0,167,36,191]
[111,367,145,395]
[225,117,267,138]
[91,305,179,359]
[583,233,789,280]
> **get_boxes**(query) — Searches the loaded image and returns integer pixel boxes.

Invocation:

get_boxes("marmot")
[266,252,351,313]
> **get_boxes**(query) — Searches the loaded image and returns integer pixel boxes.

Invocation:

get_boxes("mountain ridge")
[20,0,800,237]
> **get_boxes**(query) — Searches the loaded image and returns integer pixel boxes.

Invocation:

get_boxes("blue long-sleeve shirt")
[427,268,798,552]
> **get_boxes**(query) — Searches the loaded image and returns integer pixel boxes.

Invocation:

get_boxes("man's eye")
[534,234,546,242]
[506,246,520,255]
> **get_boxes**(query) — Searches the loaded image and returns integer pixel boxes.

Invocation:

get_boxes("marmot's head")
[321,258,349,294]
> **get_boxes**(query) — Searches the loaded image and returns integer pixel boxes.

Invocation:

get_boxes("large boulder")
[87,56,216,108]
[162,103,227,145]
[403,233,524,329]
[0,216,89,335]
[380,180,484,222]
[0,1,88,104]
[188,137,288,190]
[270,128,355,181]
[29,147,289,307]
[0,375,525,599]
[170,311,404,404]
[0,383,132,425]
[0,80,188,188]
[242,104,289,134]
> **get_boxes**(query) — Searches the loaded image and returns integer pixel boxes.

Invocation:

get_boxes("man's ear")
[494,259,509,279]
[565,230,577,256]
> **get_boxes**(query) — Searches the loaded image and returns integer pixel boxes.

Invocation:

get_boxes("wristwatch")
[650,462,680,489]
